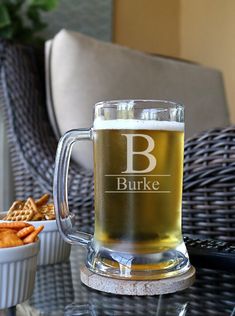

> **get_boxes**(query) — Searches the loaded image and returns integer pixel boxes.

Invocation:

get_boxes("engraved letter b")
[121,134,157,173]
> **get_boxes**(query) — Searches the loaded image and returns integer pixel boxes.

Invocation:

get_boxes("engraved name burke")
[105,134,170,193]
[117,176,160,191]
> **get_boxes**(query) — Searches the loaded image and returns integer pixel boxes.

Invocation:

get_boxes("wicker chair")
[183,127,235,242]
[0,40,234,242]
[0,40,94,234]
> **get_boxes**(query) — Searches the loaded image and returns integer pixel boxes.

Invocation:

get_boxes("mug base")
[80,264,196,295]
[86,241,191,281]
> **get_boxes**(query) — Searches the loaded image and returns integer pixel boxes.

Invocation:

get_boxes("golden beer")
[94,122,184,254]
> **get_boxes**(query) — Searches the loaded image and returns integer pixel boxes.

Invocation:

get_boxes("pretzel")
[3,194,55,222]
[24,197,38,213]
[39,203,54,214]
[4,209,34,222]
[7,200,25,214]
[36,193,50,207]
[32,212,44,221]
[23,225,44,244]
[38,203,55,220]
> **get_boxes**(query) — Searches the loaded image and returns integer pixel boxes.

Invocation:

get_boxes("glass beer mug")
[54,100,191,280]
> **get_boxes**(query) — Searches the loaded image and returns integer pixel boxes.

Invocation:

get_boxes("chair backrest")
[45,30,229,170]
[183,126,235,242]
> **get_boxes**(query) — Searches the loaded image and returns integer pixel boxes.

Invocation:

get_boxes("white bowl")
[32,219,71,265]
[0,213,71,265]
[0,241,39,309]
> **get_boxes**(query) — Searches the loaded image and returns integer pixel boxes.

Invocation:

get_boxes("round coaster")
[80,265,196,296]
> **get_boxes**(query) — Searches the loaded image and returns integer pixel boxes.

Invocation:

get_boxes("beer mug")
[54,100,191,280]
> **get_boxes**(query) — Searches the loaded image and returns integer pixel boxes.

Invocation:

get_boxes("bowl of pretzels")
[0,193,71,265]
[0,222,42,309]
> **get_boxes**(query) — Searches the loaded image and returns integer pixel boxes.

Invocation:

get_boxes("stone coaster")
[80,265,196,296]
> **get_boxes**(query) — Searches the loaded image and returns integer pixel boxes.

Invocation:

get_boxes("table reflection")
[65,294,188,316]
[8,247,235,316]
[29,259,74,315]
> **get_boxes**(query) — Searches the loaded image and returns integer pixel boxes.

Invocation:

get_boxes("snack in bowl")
[4,209,34,221]
[0,229,23,248]
[0,193,71,265]
[3,193,55,221]
[0,222,44,248]
[0,223,42,309]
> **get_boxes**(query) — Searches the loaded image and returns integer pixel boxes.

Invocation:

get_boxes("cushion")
[45,29,229,170]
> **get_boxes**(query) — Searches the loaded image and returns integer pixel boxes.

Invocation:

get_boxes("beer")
[93,119,184,254]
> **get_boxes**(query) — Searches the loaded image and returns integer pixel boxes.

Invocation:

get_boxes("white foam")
[93,118,184,131]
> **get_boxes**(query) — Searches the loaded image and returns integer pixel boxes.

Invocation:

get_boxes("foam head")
[94,118,184,131]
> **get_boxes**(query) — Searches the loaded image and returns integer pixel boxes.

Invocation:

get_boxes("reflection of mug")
[54,100,191,280]
[65,295,188,316]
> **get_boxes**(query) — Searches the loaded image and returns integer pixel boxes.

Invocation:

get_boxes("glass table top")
[4,246,235,316]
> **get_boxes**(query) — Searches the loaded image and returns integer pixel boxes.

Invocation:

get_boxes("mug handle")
[53,129,93,246]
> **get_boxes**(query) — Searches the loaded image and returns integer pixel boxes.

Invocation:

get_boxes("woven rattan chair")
[0,40,94,234]
[0,40,234,242]
[183,127,235,242]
